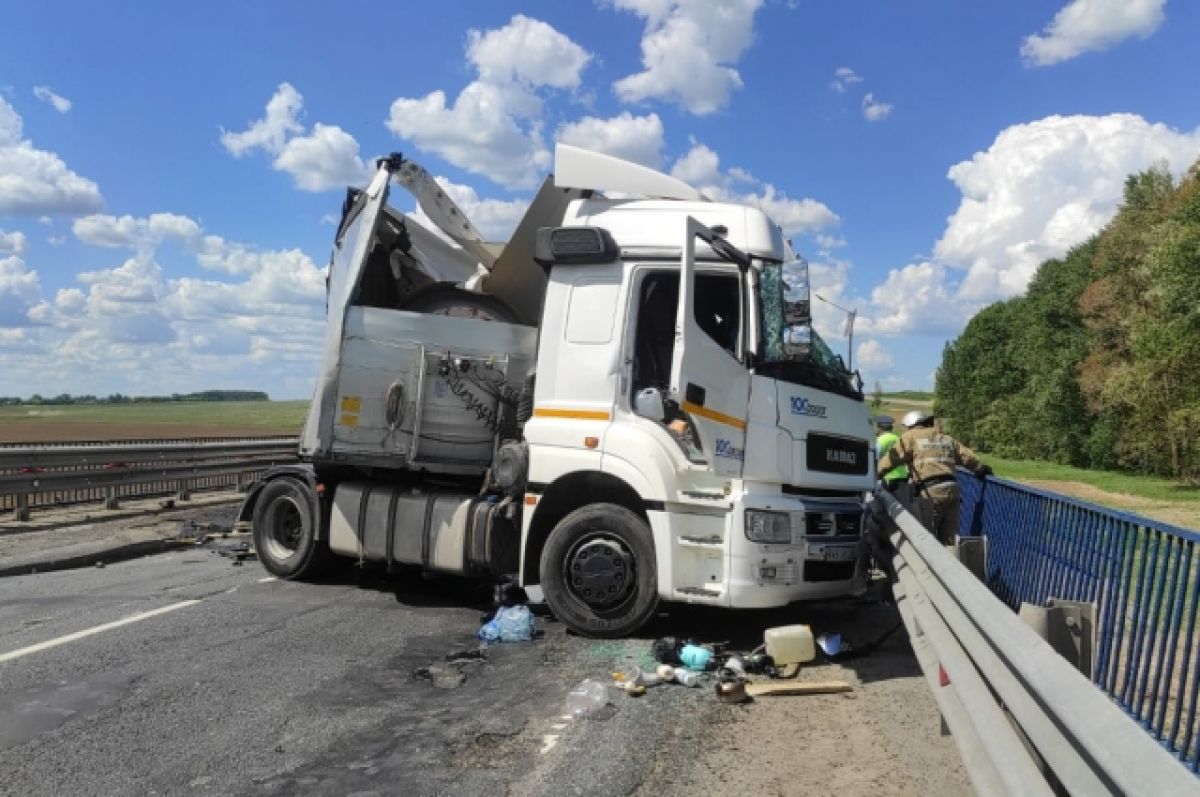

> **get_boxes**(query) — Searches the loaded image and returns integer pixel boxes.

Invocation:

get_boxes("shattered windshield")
[758,259,862,399]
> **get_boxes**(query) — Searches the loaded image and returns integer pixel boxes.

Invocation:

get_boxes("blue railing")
[957,472,1200,771]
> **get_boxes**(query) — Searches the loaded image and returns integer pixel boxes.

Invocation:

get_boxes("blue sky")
[1,0,1197,398]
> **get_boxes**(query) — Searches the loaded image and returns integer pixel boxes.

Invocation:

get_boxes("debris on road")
[413,646,490,689]
[565,679,609,718]
[478,604,535,643]
[763,624,816,666]
[744,679,853,698]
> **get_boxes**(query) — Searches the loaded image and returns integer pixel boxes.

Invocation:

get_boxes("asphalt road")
[0,546,967,796]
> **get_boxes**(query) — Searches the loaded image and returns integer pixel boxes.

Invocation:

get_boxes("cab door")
[669,217,752,477]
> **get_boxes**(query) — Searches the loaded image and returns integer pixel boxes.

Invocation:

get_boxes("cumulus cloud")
[861,92,892,122]
[856,339,893,371]
[830,67,862,93]
[0,255,41,326]
[611,0,763,115]
[1021,0,1165,66]
[556,112,664,167]
[935,113,1200,301]
[32,86,72,113]
[858,261,975,337]
[0,96,102,215]
[221,83,371,191]
[670,142,840,235]
[409,176,530,243]
[386,15,590,188]
[73,213,201,250]
[0,229,28,256]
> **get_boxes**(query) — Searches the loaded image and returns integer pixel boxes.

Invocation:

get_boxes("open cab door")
[669,217,752,477]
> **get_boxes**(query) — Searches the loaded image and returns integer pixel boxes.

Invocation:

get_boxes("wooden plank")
[744,680,853,697]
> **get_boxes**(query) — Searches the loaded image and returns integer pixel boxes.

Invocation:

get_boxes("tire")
[539,503,659,638]
[398,284,519,324]
[252,477,330,579]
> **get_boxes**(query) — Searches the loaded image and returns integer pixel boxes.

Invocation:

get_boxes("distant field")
[875,391,934,420]
[0,401,308,443]
[982,454,1200,531]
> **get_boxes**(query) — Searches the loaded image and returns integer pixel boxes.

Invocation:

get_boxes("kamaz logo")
[790,396,828,418]
[715,438,745,461]
[828,450,857,465]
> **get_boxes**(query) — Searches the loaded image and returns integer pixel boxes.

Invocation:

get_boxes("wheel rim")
[263,495,305,562]
[562,533,636,611]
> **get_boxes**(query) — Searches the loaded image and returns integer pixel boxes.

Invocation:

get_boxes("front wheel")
[540,504,659,638]
[252,477,330,579]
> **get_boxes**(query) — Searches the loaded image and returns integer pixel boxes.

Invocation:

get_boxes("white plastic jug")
[764,624,816,665]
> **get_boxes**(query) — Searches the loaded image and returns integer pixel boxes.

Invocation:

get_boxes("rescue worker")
[874,415,908,492]
[877,410,991,545]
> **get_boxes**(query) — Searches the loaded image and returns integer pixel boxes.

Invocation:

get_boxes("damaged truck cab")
[240,146,875,637]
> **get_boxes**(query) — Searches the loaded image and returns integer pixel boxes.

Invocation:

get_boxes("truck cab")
[240,146,875,637]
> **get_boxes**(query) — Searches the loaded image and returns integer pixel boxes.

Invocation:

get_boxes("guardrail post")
[103,486,120,510]
[13,493,30,521]
[956,537,987,582]
[175,480,191,501]
[1019,599,1097,678]
[236,472,251,493]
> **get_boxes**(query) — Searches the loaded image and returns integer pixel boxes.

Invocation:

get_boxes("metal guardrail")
[958,473,1200,773]
[878,488,1198,795]
[0,438,298,519]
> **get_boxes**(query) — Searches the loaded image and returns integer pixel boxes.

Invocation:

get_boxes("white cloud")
[670,142,840,235]
[859,261,974,337]
[0,229,28,256]
[815,233,846,253]
[0,96,103,215]
[830,66,862,93]
[410,176,530,243]
[466,13,591,89]
[73,212,201,250]
[935,113,1200,301]
[0,255,41,326]
[221,83,370,191]
[861,92,892,122]
[32,86,72,113]
[556,112,664,167]
[856,339,893,371]
[1021,0,1165,66]
[611,0,763,115]
[386,15,590,188]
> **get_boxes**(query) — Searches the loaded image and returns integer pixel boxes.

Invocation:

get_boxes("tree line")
[936,160,1200,484]
[0,390,270,405]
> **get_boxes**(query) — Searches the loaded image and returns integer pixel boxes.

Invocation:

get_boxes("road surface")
[0,546,969,796]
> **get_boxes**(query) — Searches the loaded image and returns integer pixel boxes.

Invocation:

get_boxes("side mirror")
[634,387,666,422]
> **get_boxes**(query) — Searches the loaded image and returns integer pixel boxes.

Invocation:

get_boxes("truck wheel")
[540,504,658,638]
[252,477,329,579]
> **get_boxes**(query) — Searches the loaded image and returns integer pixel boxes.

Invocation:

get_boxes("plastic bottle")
[674,669,701,687]
[565,679,609,718]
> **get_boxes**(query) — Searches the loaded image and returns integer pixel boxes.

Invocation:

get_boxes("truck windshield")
[758,260,863,400]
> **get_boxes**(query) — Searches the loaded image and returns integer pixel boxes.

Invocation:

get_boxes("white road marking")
[257,577,277,583]
[550,723,567,730]
[540,734,559,754]
[0,600,201,663]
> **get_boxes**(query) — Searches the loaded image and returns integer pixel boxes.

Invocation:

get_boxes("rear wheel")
[252,477,329,579]
[540,504,659,638]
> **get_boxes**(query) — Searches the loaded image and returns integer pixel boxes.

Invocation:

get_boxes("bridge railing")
[957,472,1200,772]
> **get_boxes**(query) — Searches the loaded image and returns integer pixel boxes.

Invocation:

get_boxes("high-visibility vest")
[876,431,909,482]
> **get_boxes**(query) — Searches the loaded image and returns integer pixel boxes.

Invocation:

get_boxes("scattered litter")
[764,624,816,665]
[674,669,701,687]
[478,604,535,643]
[715,680,749,704]
[816,622,902,661]
[651,636,683,665]
[744,680,852,698]
[94,561,105,569]
[565,679,609,718]
[679,643,714,671]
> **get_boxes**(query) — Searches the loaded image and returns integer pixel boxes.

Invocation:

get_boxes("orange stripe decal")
[682,400,747,431]
[532,408,612,421]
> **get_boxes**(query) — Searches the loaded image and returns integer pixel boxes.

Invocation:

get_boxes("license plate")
[809,543,857,562]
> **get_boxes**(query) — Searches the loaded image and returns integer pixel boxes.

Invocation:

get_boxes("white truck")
[238,145,876,637]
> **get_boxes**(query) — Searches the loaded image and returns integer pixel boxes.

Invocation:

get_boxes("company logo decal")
[715,438,745,461]
[827,450,857,465]
[790,396,828,418]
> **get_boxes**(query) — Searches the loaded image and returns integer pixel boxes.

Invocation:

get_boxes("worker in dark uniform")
[874,415,908,493]
[877,410,991,545]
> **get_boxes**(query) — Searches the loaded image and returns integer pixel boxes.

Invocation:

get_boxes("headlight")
[745,510,792,544]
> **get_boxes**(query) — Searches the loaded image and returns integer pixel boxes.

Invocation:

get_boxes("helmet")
[901,410,933,428]
[874,415,893,431]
